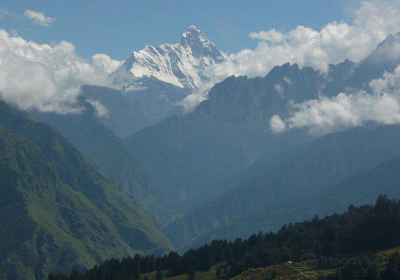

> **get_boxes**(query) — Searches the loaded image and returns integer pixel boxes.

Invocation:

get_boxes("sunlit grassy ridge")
[232,262,336,280]
[232,247,400,280]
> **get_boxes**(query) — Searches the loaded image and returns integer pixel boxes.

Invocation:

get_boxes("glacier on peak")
[112,26,229,89]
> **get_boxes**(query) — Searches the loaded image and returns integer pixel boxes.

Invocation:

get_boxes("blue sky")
[0,0,350,59]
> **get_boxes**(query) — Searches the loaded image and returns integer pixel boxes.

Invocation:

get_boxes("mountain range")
[2,25,400,280]
[165,124,400,249]
[155,32,400,249]
[123,30,400,211]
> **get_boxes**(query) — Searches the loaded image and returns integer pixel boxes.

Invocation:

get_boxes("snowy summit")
[113,26,228,89]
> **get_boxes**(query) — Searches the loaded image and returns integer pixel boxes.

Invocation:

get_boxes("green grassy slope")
[0,102,173,280]
[0,126,132,279]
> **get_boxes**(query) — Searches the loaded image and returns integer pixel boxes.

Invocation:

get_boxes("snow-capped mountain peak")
[113,26,228,89]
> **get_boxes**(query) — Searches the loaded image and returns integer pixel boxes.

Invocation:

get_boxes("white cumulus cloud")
[92,54,123,75]
[24,10,55,27]
[270,115,286,133]
[0,29,116,114]
[271,66,400,136]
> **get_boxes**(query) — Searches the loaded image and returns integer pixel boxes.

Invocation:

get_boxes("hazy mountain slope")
[222,153,400,249]
[0,101,172,279]
[318,154,400,213]
[81,85,150,138]
[165,125,400,249]
[115,77,189,129]
[31,102,176,227]
[178,142,310,212]
[125,63,326,207]
[81,83,189,138]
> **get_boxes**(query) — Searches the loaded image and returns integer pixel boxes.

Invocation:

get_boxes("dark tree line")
[49,195,400,280]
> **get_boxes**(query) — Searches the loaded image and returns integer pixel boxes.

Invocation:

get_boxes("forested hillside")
[48,196,400,280]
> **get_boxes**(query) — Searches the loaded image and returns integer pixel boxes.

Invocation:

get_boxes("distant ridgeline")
[49,195,400,280]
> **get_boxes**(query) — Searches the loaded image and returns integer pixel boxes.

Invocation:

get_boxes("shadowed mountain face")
[124,63,334,208]
[81,82,189,139]
[165,125,400,250]
[0,101,172,280]
[80,85,151,138]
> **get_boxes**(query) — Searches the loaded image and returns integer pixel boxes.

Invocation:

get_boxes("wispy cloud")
[24,10,55,27]
[0,8,10,20]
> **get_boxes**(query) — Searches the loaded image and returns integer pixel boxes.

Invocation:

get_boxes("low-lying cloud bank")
[0,29,121,114]
[180,0,400,111]
[270,66,400,136]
